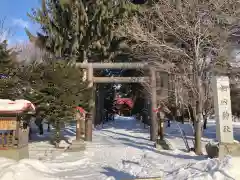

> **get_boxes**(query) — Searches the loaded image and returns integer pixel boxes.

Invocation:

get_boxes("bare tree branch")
[120,0,240,154]
[0,18,12,42]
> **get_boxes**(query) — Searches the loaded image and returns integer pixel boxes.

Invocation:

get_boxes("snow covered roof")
[0,99,35,114]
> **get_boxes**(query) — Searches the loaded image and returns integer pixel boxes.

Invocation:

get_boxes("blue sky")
[0,0,40,44]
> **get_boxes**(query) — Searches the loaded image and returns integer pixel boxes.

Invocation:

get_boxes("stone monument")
[211,76,240,158]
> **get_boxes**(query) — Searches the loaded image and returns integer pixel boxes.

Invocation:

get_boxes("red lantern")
[153,107,161,113]
[76,106,86,114]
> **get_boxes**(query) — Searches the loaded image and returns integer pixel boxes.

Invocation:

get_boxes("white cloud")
[12,18,29,28]
[7,38,26,47]
[16,39,24,43]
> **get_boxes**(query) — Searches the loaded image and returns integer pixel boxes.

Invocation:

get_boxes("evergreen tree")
[0,40,21,99]
[26,0,139,62]
[20,60,90,146]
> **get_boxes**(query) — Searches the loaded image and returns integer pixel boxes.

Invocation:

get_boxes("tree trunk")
[167,118,171,127]
[29,127,32,140]
[203,114,207,129]
[47,122,50,132]
[54,119,61,148]
[39,123,43,135]
[150,68,157,141]
[194,75,203,155]
[159,117,164,140]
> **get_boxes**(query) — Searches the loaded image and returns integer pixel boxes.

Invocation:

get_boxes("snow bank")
[165,155,239,180]
[8,116,239,180]
[0,156,238,180]
[0,157,91,180]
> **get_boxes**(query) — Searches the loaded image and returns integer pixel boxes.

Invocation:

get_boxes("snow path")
[47,116,207,179]
[0,116,239,180]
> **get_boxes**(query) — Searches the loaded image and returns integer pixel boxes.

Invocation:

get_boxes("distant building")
[114,97,133,116]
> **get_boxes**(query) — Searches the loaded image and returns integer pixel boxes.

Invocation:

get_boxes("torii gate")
[76,62,158,142]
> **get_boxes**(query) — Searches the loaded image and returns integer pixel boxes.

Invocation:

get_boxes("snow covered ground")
[0,116,240,180]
